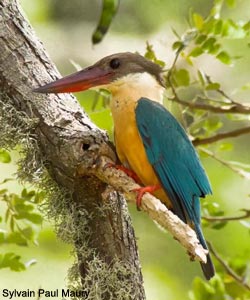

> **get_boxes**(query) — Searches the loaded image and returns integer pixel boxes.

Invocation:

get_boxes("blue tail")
[195,223,215,280]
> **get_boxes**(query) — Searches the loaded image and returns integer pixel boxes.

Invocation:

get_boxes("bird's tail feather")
[195,223,215,280]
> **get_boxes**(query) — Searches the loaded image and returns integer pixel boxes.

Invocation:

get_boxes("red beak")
[33,66,112,94]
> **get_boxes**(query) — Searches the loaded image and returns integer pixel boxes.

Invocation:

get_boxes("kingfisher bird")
[34,52,215,280]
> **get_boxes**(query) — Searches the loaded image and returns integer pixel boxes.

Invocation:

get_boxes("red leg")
[132,184,161,210]
[105,163,141,184]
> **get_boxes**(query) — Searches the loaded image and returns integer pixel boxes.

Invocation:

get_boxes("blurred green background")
[1,0,250,299]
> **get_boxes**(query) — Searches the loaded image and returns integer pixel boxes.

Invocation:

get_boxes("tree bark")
[0,1,145,299]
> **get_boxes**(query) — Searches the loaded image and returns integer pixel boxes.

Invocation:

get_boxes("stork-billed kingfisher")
[34,52,215,280]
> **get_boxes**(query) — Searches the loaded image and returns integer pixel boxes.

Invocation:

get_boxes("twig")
[166,46,183,81]
[203,209,250,222]
[168,94,250,114]
[199,148,250,179]
[83,155,209,264]
[193,126,250,146]
[205,74,237,105]
[165,44,250,115]
[207,242,250,291]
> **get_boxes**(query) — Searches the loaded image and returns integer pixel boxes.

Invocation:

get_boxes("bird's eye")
[109,58,120,69]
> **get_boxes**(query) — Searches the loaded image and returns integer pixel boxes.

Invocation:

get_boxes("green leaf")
[21,188,36,201]
[202,18,217,34]
[205,82,220,90]
[193,13,204,30]
[208,43,221,55]
[202,200,224,218]
[0,178,13,184]
[172,41,185,51]
[189,47,203,57]
[21,226,34,240]
[197,70,205,86]
[243,21,250,32]
[211,221,228,230]
[190,277,215,300]
[0,149,11,163]
[6,232,28,246]
[216,51,231,64]
[144,43,165,67]
[190,275,226,300]
[222,20,246,38]
[14,203,34,215]
[173,69,190,86]
[201,37,216,52]
[0,188,7,195]
[0,253,26,271]
[25,213,43,225]
[214,19,223,35]
[195,34,207,45]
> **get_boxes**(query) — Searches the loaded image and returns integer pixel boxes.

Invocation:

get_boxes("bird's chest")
[110,97,158,186]
[111,97,139,158]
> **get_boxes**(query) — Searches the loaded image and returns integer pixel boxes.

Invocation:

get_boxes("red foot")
[132,184,161,210]
[105,163,141,184]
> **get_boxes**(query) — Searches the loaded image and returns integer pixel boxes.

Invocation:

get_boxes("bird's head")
[33,52,164,94]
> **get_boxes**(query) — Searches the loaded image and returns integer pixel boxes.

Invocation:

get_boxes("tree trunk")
[0,1,145,299]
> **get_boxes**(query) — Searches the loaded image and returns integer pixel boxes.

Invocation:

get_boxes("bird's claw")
[132,184,161,211]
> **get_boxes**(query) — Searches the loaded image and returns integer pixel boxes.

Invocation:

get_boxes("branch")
[208,242,250,291]
[199,148,250,179]
[82,156,209,264]
[193,126,250,146]
[168,95,250,114]
[203,209,250,222]
[165,51,250,115]
[205,74,236,104]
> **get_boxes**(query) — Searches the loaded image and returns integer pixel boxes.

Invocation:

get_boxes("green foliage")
[0,149,11,163]
[144,43,166,67]
[190,260,250,300]
[171,1,250,66]
[172,69,190,87]
[164,0,250,147]
[189,275,228,300]
[0,253,26,272]
[161,1,250,298]
[0,150,45,271]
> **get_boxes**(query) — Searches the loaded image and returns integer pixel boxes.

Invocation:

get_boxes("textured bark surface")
[0,1,145,299]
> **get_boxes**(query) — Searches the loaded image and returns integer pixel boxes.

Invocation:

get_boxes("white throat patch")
[110,72,164,104]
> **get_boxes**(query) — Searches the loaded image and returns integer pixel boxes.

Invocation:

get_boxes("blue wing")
[135,98,212,225]
[135,98,214,279]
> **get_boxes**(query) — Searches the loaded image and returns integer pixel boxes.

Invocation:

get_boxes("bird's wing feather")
[135,98,212,225]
